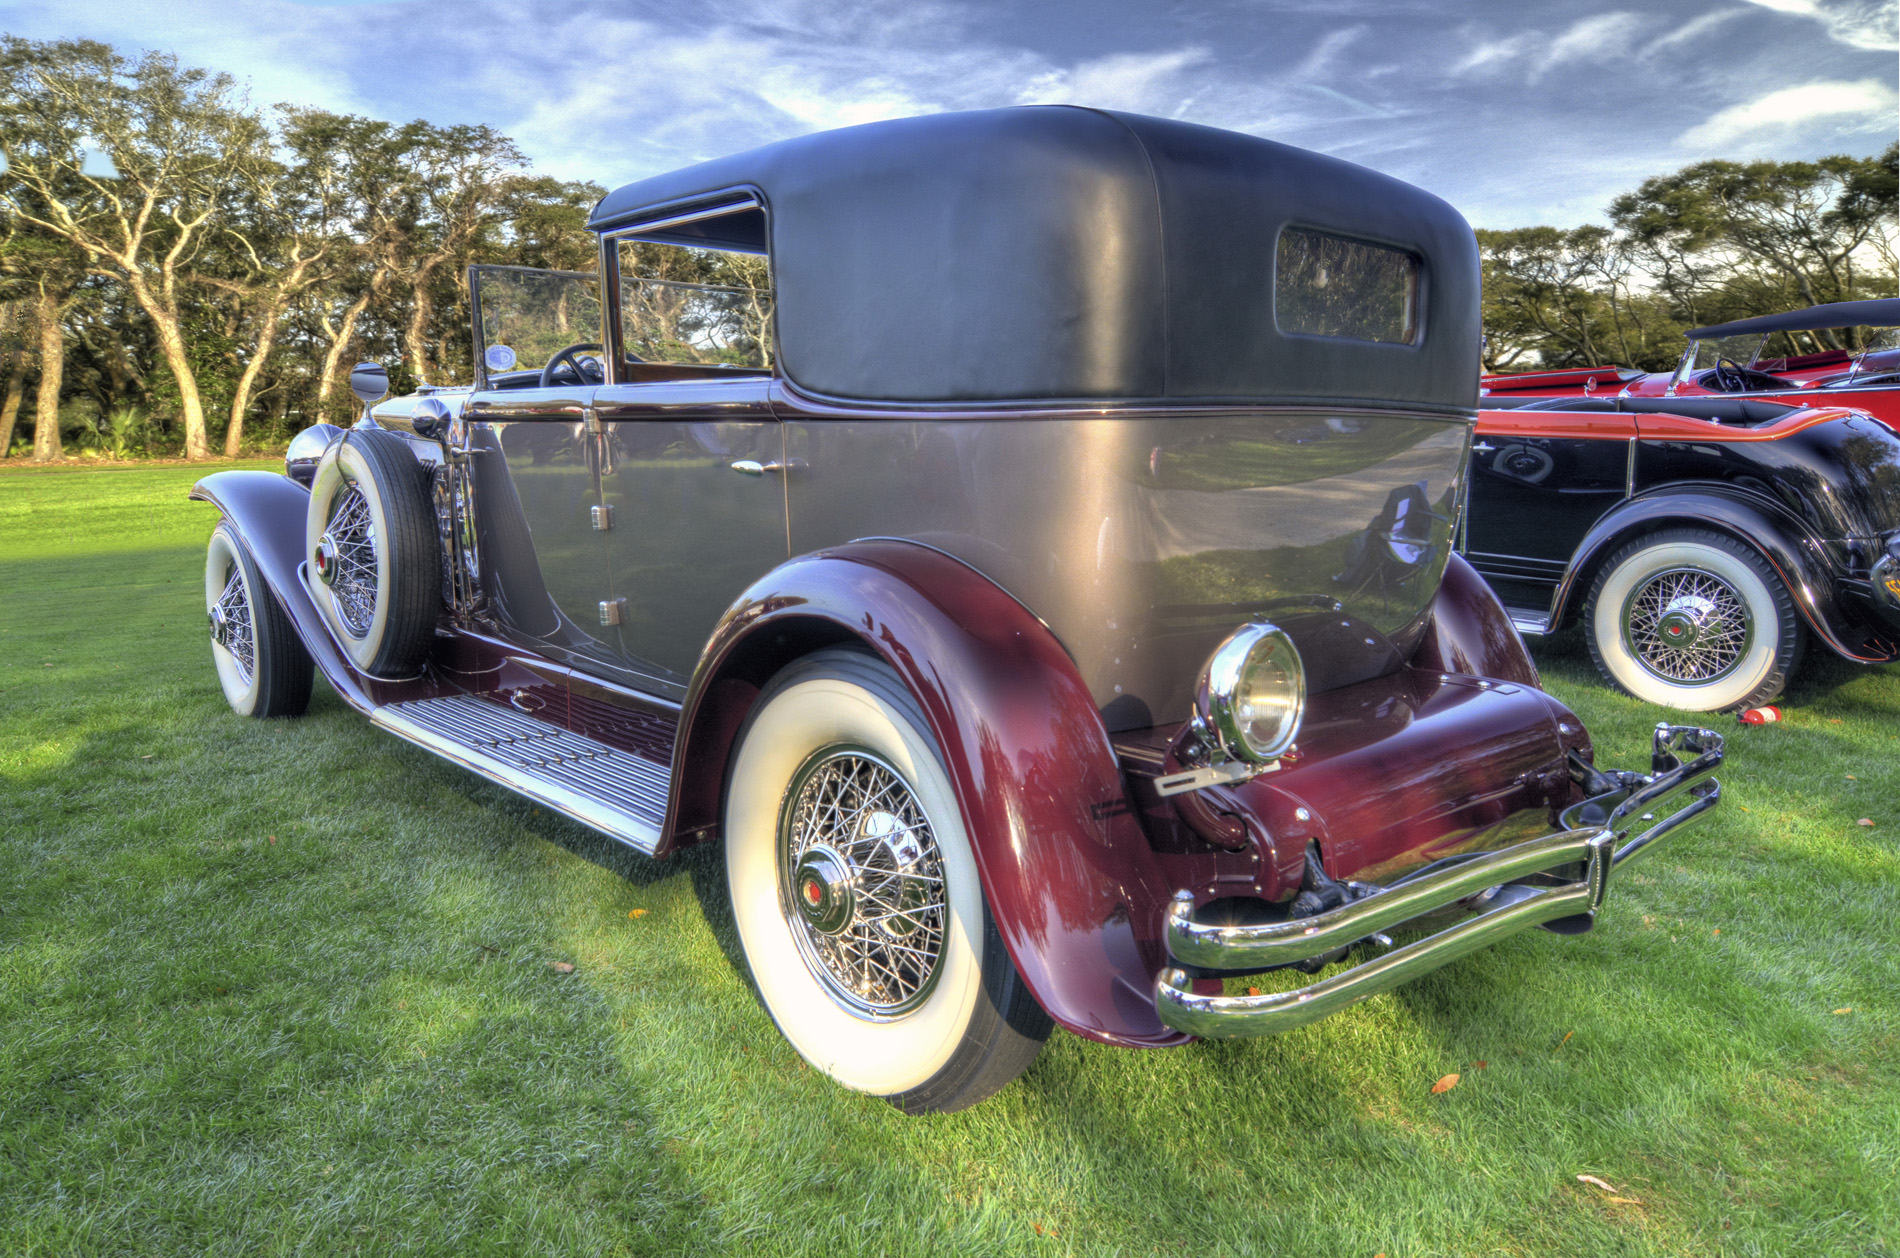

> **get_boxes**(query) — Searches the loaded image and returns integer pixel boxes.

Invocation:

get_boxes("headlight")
[1196,622,1305,763]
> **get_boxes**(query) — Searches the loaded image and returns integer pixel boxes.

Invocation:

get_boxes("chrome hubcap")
[1625,568,1750,684]
[320,484,378,637]
[210,567,254,682]
[779,749,946,1019]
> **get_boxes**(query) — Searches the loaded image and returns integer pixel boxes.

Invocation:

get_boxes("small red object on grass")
[1738,705,1781,724]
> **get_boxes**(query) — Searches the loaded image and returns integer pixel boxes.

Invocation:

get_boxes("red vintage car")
[191,108,1722,1113]
[1482,298,1900,429]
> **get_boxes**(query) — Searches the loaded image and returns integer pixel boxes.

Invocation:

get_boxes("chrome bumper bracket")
[1155,723,1723,1039]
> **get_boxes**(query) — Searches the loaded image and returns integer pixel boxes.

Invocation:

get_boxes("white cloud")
[1016,47,1212,114]
[1451,12,1651,80]
[1644,8,1747,54]
[1678,77,1899,147]
[1737,0,1899,50]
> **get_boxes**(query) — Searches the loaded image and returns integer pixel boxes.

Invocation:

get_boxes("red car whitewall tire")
[723,649,1050,1114]
[1585,529,1803,712]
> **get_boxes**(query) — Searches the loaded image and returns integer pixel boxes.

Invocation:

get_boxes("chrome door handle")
[730,459,803,476]
[1472,441,1496,453]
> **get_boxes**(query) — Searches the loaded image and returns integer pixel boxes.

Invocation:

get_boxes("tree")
[1611,148,1899,338]
[0,38,272,459]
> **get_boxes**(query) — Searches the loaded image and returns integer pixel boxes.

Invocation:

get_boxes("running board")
[1507,609,1551,637]
[371,694,669,853]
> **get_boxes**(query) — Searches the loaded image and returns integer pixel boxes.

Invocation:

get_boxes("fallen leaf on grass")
[1845,774,1857,781]
[1246,986,1261,997]
[1833,1007,1854,1015]
[1577,1174,1617,1193]
[267,835,276,845]
[1857,818,1875,827]
[140,754,154,760]
[1557,1030,1575,1051]
[1471,1060,1489,1070]
[1608,1196,1646,1206]
[1431,1073,1459,1093]
[1712,928,1721,936]
[628,909,647,919]
[550,961,575,974]
[1828,718,1842,724]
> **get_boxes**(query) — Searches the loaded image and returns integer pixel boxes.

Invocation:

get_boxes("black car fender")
[1549,486,1896,664]
[189,470,382,710]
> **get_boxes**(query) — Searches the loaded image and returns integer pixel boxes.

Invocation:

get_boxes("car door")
[462,384,623,677]
[593,377,787,699]
[1462,407,1636,616]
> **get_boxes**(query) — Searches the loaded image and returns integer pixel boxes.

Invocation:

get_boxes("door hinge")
[598,598,625,627]
[590,504,615,532]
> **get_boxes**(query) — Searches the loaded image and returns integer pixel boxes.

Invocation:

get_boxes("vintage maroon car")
[1482,298,1900,429]
[191,108,1721,1113]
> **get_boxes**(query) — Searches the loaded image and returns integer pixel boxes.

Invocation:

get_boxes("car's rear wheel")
[1585,528,1802,711]
[205,523,313,718]
[305,427,438,677]
[723,649,1051,1114]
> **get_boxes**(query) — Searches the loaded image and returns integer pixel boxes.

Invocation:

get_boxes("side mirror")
[411,397,453,441]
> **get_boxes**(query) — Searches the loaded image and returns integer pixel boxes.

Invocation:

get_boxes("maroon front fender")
[670,540,1189,1047]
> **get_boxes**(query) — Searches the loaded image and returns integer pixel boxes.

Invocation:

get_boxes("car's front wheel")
[205,523,313,718]
[723,649,1051,1114]
[1584,528,1803,711]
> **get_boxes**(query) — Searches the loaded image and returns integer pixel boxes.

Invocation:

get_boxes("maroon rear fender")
[1412,553,1542,688]
[670,539,1190,1047]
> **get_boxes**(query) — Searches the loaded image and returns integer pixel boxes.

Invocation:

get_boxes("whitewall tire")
[305,427,438,677]
[1584,528,1803,712]
[205,523,313,718]
[723,649,1051,1113]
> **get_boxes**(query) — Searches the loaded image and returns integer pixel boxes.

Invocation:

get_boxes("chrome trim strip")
[371,698,666,854]
[1508,612,1550,637]
[1156,723,1723,1038]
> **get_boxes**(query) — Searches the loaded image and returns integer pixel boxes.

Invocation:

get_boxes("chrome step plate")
[372,694,669,853]
[1507,609,1551,637]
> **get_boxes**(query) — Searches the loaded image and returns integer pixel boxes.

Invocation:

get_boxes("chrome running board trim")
[1155,723,1723,1039]
[372,694,669,854]
[1507,610,1550,637]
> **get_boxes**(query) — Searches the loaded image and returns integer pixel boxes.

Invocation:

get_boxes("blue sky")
[1,0,1894,227]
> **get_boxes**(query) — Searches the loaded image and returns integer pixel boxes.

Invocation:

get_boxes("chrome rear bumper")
[1155,723,1722,1039]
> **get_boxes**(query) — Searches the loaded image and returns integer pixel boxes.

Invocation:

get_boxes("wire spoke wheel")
[325,484,379,637]
[211,567,255,683]
[779,748,948,1019]
[1623,566,1751,684]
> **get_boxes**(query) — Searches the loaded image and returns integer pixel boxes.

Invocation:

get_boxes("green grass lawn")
[2,461,1896,1257]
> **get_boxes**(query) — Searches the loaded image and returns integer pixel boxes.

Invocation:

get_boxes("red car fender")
[1411,553,1542,688]
[666,539,1190,1047]
[1551,489,1899,663]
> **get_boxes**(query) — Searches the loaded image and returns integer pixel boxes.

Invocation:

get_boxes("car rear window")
[1275,229,1420,345]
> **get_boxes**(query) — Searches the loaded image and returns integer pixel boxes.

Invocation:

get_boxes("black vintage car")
[192,107,1721,1113]
[1462,394,1900,711]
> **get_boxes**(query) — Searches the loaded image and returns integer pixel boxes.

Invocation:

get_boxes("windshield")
[471,266,602,385]
[1682,323,1900,383]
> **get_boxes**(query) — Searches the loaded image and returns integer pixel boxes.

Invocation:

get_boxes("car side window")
[614,233,773,371]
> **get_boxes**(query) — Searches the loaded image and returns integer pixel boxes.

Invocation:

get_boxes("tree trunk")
[317,287,376,417]
[141,298,210,460]
[0,365,25,457]
[32,288,65,463]
[406,277,435,384]
[226,297,287,458]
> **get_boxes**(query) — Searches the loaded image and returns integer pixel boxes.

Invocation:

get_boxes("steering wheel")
[539,342,606,388]
[1710,357,1750,393]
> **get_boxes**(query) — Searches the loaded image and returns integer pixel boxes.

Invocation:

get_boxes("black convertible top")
[590,107,1480,413]
[1690,299,1900,340]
